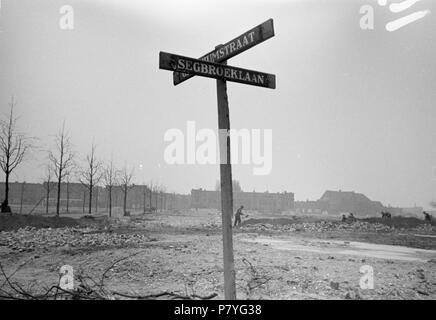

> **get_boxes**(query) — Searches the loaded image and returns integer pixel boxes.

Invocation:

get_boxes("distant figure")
[342,213,356,223]
[1,200,12,214]
[423,211,432,223]
[381,211,391,219]
[234,205,245,228]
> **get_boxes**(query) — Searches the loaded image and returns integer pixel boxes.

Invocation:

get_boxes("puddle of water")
[398,233,436,239]
[244,238,436,262]
[413,234,436,238]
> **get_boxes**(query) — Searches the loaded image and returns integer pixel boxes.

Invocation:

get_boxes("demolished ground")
[0,210,435,300]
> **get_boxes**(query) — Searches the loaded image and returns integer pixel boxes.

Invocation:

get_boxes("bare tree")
[79,143,102,214]
[0,97,32,211]
[142,184,147,214]
[431,201,436,209]
[159,185,167,212]
[120,166,134,216]
[63,160,76,214]
[49,122,75,216]
[103,159,119,217]
[65,176,71,213]
[65,179,70,213]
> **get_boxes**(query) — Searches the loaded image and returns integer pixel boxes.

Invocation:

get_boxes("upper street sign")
[173,18,275,86]
[160,51,276,89]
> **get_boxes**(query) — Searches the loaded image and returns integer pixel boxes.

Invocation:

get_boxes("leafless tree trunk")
[43,164,53,214]
[0,97,32,211]
[46,184,50,214]
[79,143,102,215]
[49,122,75,217]
[156,185,166,212]
[115,190,118,210]
[120,166,134,216]
[161,186,167,211]
[154,187,159,210]
[149,181,153,210]
[142,185,147,214]
[103,159,119,218]
[108,186,113,216]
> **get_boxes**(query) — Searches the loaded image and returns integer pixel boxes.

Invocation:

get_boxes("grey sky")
[0,0,435,208]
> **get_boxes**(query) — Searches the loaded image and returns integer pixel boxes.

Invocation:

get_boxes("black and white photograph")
[0,0,435,305]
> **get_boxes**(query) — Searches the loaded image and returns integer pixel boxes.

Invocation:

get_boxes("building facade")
[296,190,395,216]
[0,182,190,213]
[190,189,294,213]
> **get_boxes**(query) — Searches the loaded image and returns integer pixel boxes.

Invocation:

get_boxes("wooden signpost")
[159,19,276,300]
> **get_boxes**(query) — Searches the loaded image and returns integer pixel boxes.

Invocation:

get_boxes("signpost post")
[159,19,276,300]
[215,55,236,299]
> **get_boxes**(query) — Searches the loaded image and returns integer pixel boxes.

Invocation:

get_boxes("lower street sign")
[159,51,276,89]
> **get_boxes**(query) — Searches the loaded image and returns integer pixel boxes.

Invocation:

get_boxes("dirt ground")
[0,209,435,300]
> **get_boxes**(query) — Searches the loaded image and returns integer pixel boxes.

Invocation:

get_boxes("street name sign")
[160,51,275,89]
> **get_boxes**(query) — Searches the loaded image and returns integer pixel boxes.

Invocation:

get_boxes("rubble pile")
[0,226,151,252]
[243,221,436,234]
[411,224,436,233]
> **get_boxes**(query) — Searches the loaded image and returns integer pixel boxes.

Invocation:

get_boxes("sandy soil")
[0,209,435,300]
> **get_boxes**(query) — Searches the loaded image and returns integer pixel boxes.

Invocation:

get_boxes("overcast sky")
[0,0,435,208]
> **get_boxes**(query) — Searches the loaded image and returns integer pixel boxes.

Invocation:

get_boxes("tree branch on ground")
[0,256,217,300]
[240,257,273,298]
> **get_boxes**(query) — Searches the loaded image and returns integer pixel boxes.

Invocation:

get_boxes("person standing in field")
[234,205,245,228]
[423,211,433,223]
